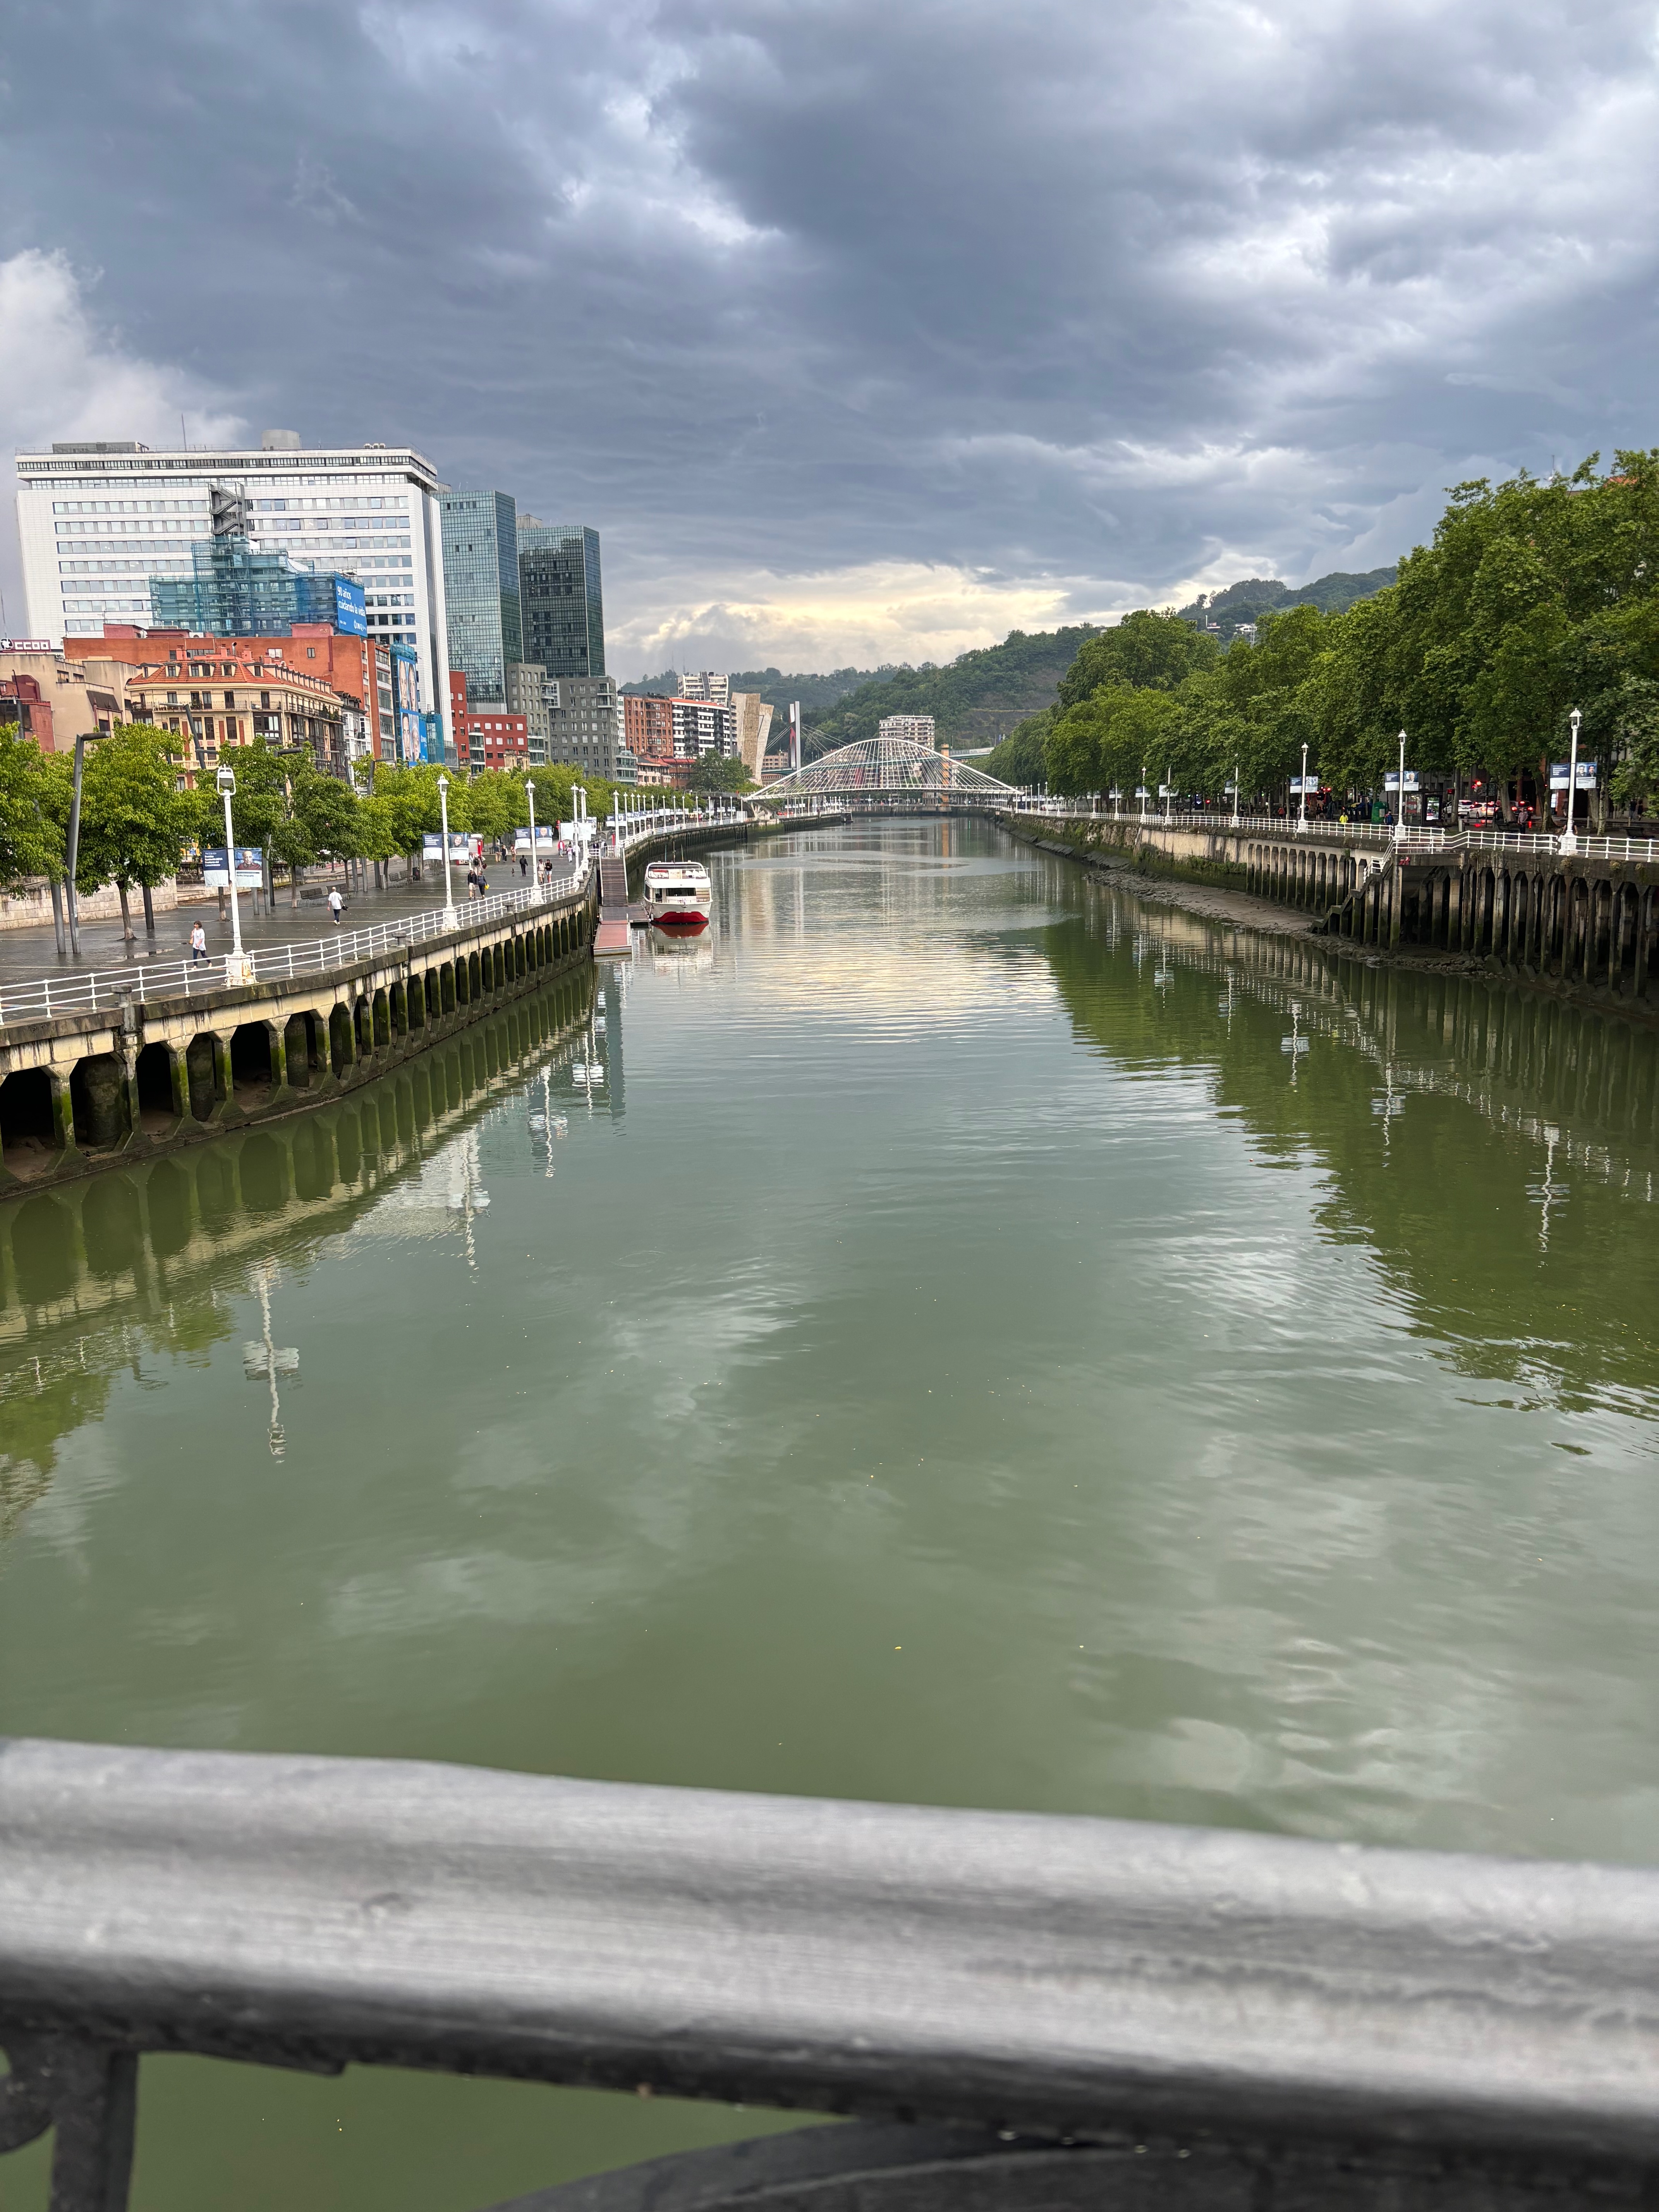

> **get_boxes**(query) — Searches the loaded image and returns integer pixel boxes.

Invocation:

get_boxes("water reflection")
[1042,874,1659,1420]
[0,974,598,1518]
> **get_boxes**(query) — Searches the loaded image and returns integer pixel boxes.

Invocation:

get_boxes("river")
[3,817,1657,2209]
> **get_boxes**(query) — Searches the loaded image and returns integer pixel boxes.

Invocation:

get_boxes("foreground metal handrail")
[1006,803,1659,863]
[4,1739,1659,2209]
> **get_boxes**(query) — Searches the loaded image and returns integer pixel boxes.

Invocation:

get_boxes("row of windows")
[255,496,408,512]
[52,499,207,515]
[56,518,199,534]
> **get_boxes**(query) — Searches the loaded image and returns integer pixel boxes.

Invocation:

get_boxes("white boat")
[643,860,712,934]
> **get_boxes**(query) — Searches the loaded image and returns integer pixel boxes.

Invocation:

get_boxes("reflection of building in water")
[0,974,597,1519]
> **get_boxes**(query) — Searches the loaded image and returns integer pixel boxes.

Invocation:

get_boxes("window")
[306,648,316,659]
[223,692,236,709]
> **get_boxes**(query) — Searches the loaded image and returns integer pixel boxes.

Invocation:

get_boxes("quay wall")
[1003,813,1659,1022]
[0,878,599,1199]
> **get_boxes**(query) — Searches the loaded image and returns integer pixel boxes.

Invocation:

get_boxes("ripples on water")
[3,819,1658,2207]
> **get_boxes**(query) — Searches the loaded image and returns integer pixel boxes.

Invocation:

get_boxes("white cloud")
[608,558,1113,675]
[0,249,244,629]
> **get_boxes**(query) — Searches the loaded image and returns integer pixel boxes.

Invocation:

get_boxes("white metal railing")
[1006,798,1658,863]
[0,861,592,1030]
[0,802,747,1030]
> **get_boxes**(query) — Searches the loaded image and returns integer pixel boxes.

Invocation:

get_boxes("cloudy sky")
[2,0,1656,673]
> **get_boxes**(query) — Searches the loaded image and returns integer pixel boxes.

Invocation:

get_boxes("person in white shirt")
[328,889,344,925]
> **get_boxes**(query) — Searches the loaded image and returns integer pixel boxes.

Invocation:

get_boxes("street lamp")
[1297,741,1310,833]
[1394,729,1409,846]
[1231,760,1241,829]
[1560,707,1582,856]
[525,779,537,888]
[216,764,253,984]
[437,771,457,924]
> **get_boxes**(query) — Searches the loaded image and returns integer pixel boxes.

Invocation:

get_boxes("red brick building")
[67,623,397,761]
[465,706,528,772]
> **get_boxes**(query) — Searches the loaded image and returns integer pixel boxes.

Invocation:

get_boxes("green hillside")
[1176,566,1396,639]
[804,626,1102,759]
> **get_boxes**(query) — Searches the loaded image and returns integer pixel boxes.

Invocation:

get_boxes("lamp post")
[1231,761,1241,829]
[1560,707,1582,856]
[525,779,537,888]
[1297,741,1310,833]
[1394,730,1408,845]
[437,772,457,924]
[216,764,252,984]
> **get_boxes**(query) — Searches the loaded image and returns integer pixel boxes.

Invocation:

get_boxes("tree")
[75,724,190,940]
[0,730,65,890]
[687,754,754,794]
[1056,610,1218,708]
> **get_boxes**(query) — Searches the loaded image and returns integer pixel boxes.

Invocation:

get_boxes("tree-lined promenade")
[991,454,1659,824]
[0,739,716,943]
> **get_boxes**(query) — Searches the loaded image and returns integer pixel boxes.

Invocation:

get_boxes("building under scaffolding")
[149,536,366,639]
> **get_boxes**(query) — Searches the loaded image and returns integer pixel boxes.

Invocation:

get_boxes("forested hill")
[1175,567,1397,640]
[804,626,1102,759]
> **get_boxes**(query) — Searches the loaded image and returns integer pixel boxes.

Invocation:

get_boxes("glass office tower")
[440,491,522,704]
[517,522,605,679]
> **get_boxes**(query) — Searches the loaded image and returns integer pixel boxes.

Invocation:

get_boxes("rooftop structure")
[126,653,349,783]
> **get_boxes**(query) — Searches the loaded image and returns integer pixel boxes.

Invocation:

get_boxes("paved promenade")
[0,858,572,990]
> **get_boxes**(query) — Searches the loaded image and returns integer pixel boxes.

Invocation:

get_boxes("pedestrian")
[328,887,344,926]
[520,852,529,879]
[189,921,207,963]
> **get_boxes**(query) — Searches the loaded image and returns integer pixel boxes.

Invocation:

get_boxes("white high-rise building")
[679,670,730,706]
[13,433,455,758]
[878,714,936,747]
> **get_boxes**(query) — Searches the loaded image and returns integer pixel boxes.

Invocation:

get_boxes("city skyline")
[2,0,1656,675]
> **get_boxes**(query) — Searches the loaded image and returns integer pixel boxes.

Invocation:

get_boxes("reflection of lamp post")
[525,779,537,888]
[216,764,252,984]
[1559,707,1582,856]
[438,771,457,923]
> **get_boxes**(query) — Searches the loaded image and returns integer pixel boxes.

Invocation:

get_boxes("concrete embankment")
[0,878,599,1197]
[1001,812,1659,1027]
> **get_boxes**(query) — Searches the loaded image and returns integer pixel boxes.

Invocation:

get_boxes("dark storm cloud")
[3,0,1657,664]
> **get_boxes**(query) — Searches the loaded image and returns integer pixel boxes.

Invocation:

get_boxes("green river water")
[3,818,1658,2209]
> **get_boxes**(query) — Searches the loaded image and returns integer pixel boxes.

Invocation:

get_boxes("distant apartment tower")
[548,674,635,783]
[441,491,522,706]
[878,714,936,747]
[505,660,553,765]
[14,433,453,759]
[679,670,730,706]
[518,521,605,678]
[672,697,735,760]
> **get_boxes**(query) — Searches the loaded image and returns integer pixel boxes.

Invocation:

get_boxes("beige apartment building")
[127,657,346,785]
[0,646,132,751]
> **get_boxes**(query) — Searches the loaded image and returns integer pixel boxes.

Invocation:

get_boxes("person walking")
[328,887,344,926]
[189,921,207,963]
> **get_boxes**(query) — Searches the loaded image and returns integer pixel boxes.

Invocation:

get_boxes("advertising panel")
[1549,761,1598,790]
[422,833,476,861]
[513,827,560,853]
[1383,770,1421,792]
[202,847,264,888]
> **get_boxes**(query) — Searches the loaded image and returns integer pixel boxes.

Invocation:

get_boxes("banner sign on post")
[1158,784,1175,797]
[1383,771,1420,792]
[422,833,475,862]
[1549,761,1598,791]
[202,847,264,888]
[1289,776,1319,793]
[558,819,596,844]
[1134,786,1150,799]
[513,826,559,854]
[1108,788,1123,800]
